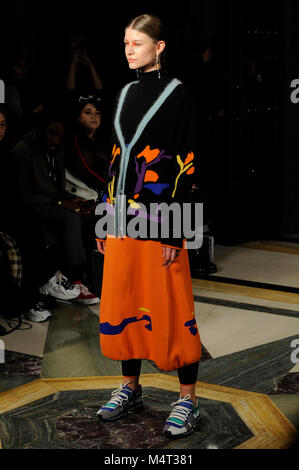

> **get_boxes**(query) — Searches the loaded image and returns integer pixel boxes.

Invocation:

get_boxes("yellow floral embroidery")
[108,176,116,206]
[128,199,141,209]
[172,152,195,198]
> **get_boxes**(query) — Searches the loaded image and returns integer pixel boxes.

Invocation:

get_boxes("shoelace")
[168,394,193,422]
[77,283,90,295]
[55,272,74,290]
[35,301,47,312]
[106,383,132,407]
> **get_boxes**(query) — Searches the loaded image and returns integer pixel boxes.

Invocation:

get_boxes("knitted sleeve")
[160,84,199,250]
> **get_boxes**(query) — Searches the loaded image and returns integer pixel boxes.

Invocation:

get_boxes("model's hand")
[97,240,106,255]
[162,246,180,268]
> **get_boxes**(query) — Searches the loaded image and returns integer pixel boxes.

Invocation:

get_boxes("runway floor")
[0,241,298,450]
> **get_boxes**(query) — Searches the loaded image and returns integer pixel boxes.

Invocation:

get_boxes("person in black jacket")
[12,108,100,317]
[0,104,11,233]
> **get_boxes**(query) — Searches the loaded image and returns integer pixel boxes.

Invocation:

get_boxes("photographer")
[65,34,103,95]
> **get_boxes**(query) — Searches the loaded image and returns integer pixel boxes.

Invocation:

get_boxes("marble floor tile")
[269,394,299,431]
[271,373,299,395]
[0,351,43,393]
[197,304,299,358]
[0,316,49,358]
[194,302,216,327]
[192,334,299,394]
[87,304,100,317]
[212,245,299,288]
[0,388,253,449]
[41,303,158,379]
[290,363,299,373]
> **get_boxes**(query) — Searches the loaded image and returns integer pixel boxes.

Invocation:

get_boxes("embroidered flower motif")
[107,176,116,205]
[172,152,195,198]
[107,145,121,204]
[108,145,121,178]
[144,170,159,183]
[134,145,173,196]
[128,199,141,209]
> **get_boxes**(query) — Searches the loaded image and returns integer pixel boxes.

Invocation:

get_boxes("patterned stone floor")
[0,242,299,450]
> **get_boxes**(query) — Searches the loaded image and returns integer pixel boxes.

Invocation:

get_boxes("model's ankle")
[180,394,198,406]
[123,377,140,392]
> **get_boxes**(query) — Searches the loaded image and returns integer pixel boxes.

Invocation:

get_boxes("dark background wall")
[1,0,299,245]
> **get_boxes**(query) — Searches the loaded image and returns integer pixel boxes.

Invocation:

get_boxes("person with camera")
[65,34,103,96]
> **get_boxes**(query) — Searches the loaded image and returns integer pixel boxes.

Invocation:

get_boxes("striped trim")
[167,417,184,425]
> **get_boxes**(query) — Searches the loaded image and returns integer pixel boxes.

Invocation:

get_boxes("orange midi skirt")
[99,236,202,372]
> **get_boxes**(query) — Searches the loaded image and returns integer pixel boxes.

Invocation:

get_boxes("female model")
[96,14,202,439]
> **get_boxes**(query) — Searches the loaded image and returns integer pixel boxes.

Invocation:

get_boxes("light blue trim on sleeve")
[113,78,182,237]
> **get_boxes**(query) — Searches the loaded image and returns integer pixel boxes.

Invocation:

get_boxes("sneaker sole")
[97,400,144,422]
[40,289,80,302]
[54,296,81,304]
[73,298,100,305]
[164,415,201,439]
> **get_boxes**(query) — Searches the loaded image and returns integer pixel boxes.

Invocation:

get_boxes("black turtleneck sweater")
[103,69,199,248]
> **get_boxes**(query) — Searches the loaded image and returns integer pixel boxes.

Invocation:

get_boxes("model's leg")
[97,360,143,422]
[177,361,199,405]
[163,362,200,438]
[122,359,142,392]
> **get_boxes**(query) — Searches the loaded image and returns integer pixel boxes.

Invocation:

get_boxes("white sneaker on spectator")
[39,271,80,302]
[24,299,52,323]
[72,281,100,305]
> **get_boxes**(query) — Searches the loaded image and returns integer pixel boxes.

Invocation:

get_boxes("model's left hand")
[162,246,180,268]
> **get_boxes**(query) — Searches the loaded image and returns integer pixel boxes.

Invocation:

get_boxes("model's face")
[78,103,101,134]
[0,113,7,142]
[124,27,165,72]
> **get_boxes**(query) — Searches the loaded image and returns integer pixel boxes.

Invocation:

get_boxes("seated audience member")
[64,95,108,298]
[0,105,53,322]
[64,95,107,201]
[0,104,16,233]
[12,108,100,316]
[0,104,7,145]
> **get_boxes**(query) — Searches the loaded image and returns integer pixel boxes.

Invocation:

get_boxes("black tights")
[122,360,199,385]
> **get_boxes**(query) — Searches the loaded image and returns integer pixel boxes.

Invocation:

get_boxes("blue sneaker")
[96,382,143,422]
[163,394,200,438]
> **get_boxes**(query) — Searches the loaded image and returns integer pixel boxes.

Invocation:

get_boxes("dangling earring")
[156,55,161,79]
[136,69,140,79]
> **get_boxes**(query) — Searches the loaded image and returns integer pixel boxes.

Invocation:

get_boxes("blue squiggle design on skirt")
[100,315,152,335]
[184,319,198,336]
